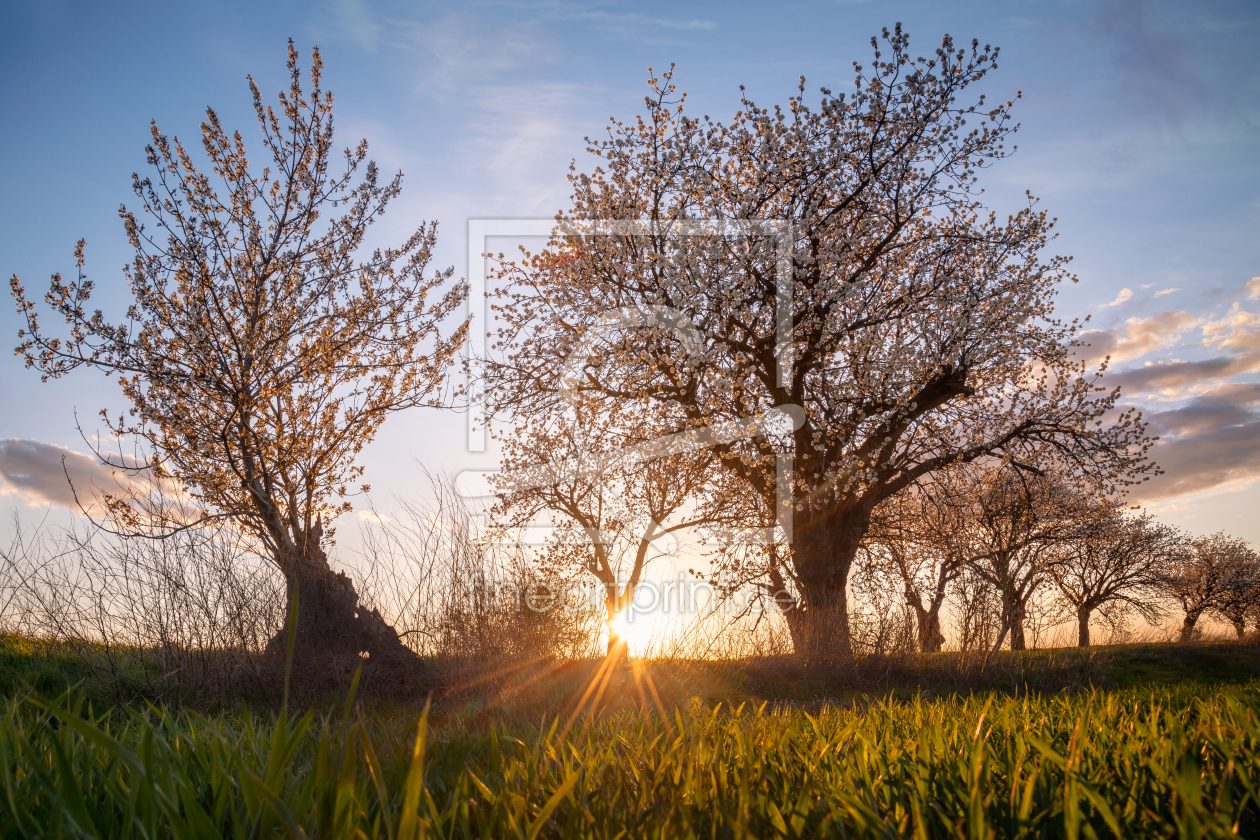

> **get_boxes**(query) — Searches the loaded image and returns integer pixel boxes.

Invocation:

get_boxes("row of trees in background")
[864,466,1259,651]
[7,32,1257,681]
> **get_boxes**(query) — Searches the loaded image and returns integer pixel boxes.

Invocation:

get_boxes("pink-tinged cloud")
[1099,287,1134,309]
[1202,304,1260,353]
[1106,352,1260,395]
[1130,383,1260,501]
[1076,310,1199,366]
[0,439,157,514]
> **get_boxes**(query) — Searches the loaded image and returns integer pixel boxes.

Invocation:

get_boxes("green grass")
[595,640,1260,710]
[4,638,1259,837]
[2,680,1258,838]
[0,634,97,701]
[7,629,1259,716]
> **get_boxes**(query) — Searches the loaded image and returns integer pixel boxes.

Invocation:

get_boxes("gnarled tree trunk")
[916,603,947,653]
[1179,610,1201,642]
[902,588,947,653]
[266,520,422,692]
[999,585,1027,651]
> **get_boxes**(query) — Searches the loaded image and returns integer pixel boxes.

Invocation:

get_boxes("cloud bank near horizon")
[0,439,177,517]
[1128,382,1260,502]
[1078,278,1260,503]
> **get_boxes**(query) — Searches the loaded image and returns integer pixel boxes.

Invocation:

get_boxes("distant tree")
[1049,505,1185,647]
[1165,533,1256,642]
[489,27,1154,659]
[952,466,1087,652]
[1209,541,1260,638]
[865,472,976,652]
[950,565,1003,653]
[9,43,467,681]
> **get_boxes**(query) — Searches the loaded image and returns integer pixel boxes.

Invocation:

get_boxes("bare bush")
[0,471,607,705]
[354,475,603,691]
[848,550,917,656]
[0,514,284,707]
[949,567,1002,653]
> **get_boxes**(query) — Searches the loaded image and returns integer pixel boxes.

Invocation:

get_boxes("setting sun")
[608,608,664,655]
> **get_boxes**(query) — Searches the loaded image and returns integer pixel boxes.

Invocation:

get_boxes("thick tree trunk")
[786,509,867,660]
[913,603,946,653]
[1233,620,1247,639]
[1077,606,1091,648]
[1002,589,1023,654]
[266,522,422,691]
[1179,611,1201,643]
[998,586,1027,651]
[1011,620,1027,651]
[783,586,851,661]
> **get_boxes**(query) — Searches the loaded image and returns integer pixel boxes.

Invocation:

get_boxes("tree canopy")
[489,27,1154,658]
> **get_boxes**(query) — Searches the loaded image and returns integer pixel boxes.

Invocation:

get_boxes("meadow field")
[2,639,1259,838]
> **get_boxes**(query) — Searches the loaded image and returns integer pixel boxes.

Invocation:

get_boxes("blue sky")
[2,0,1259,552]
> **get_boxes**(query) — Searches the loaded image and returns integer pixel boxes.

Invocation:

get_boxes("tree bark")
[783,588,852,662]
[1010,615,1027,650]
[999,586,1027,651]
[786,509,867,660]
[912,603,946,653]
[266,521,422,691]
[1179,611,1200,643]
[1077,606,1092,648]
[901,582,947,653]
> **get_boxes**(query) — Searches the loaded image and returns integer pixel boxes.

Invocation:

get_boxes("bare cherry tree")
[950,566,1002,653]
[491,400,743,656]
[1049,505,1185,647]
[1208,539,1260,638]
[10,43,467,682]
[489,28,1153,658]
[953,467,1088,652]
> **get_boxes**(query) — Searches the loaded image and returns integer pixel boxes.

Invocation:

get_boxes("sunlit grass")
[2,678,1257,837]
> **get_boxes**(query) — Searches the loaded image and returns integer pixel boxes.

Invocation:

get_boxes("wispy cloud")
[1153,287,1179,298]
[322,0,384,51]
[1099,287,1133,309]
[357,509,391,525]
[562,9,717,33]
